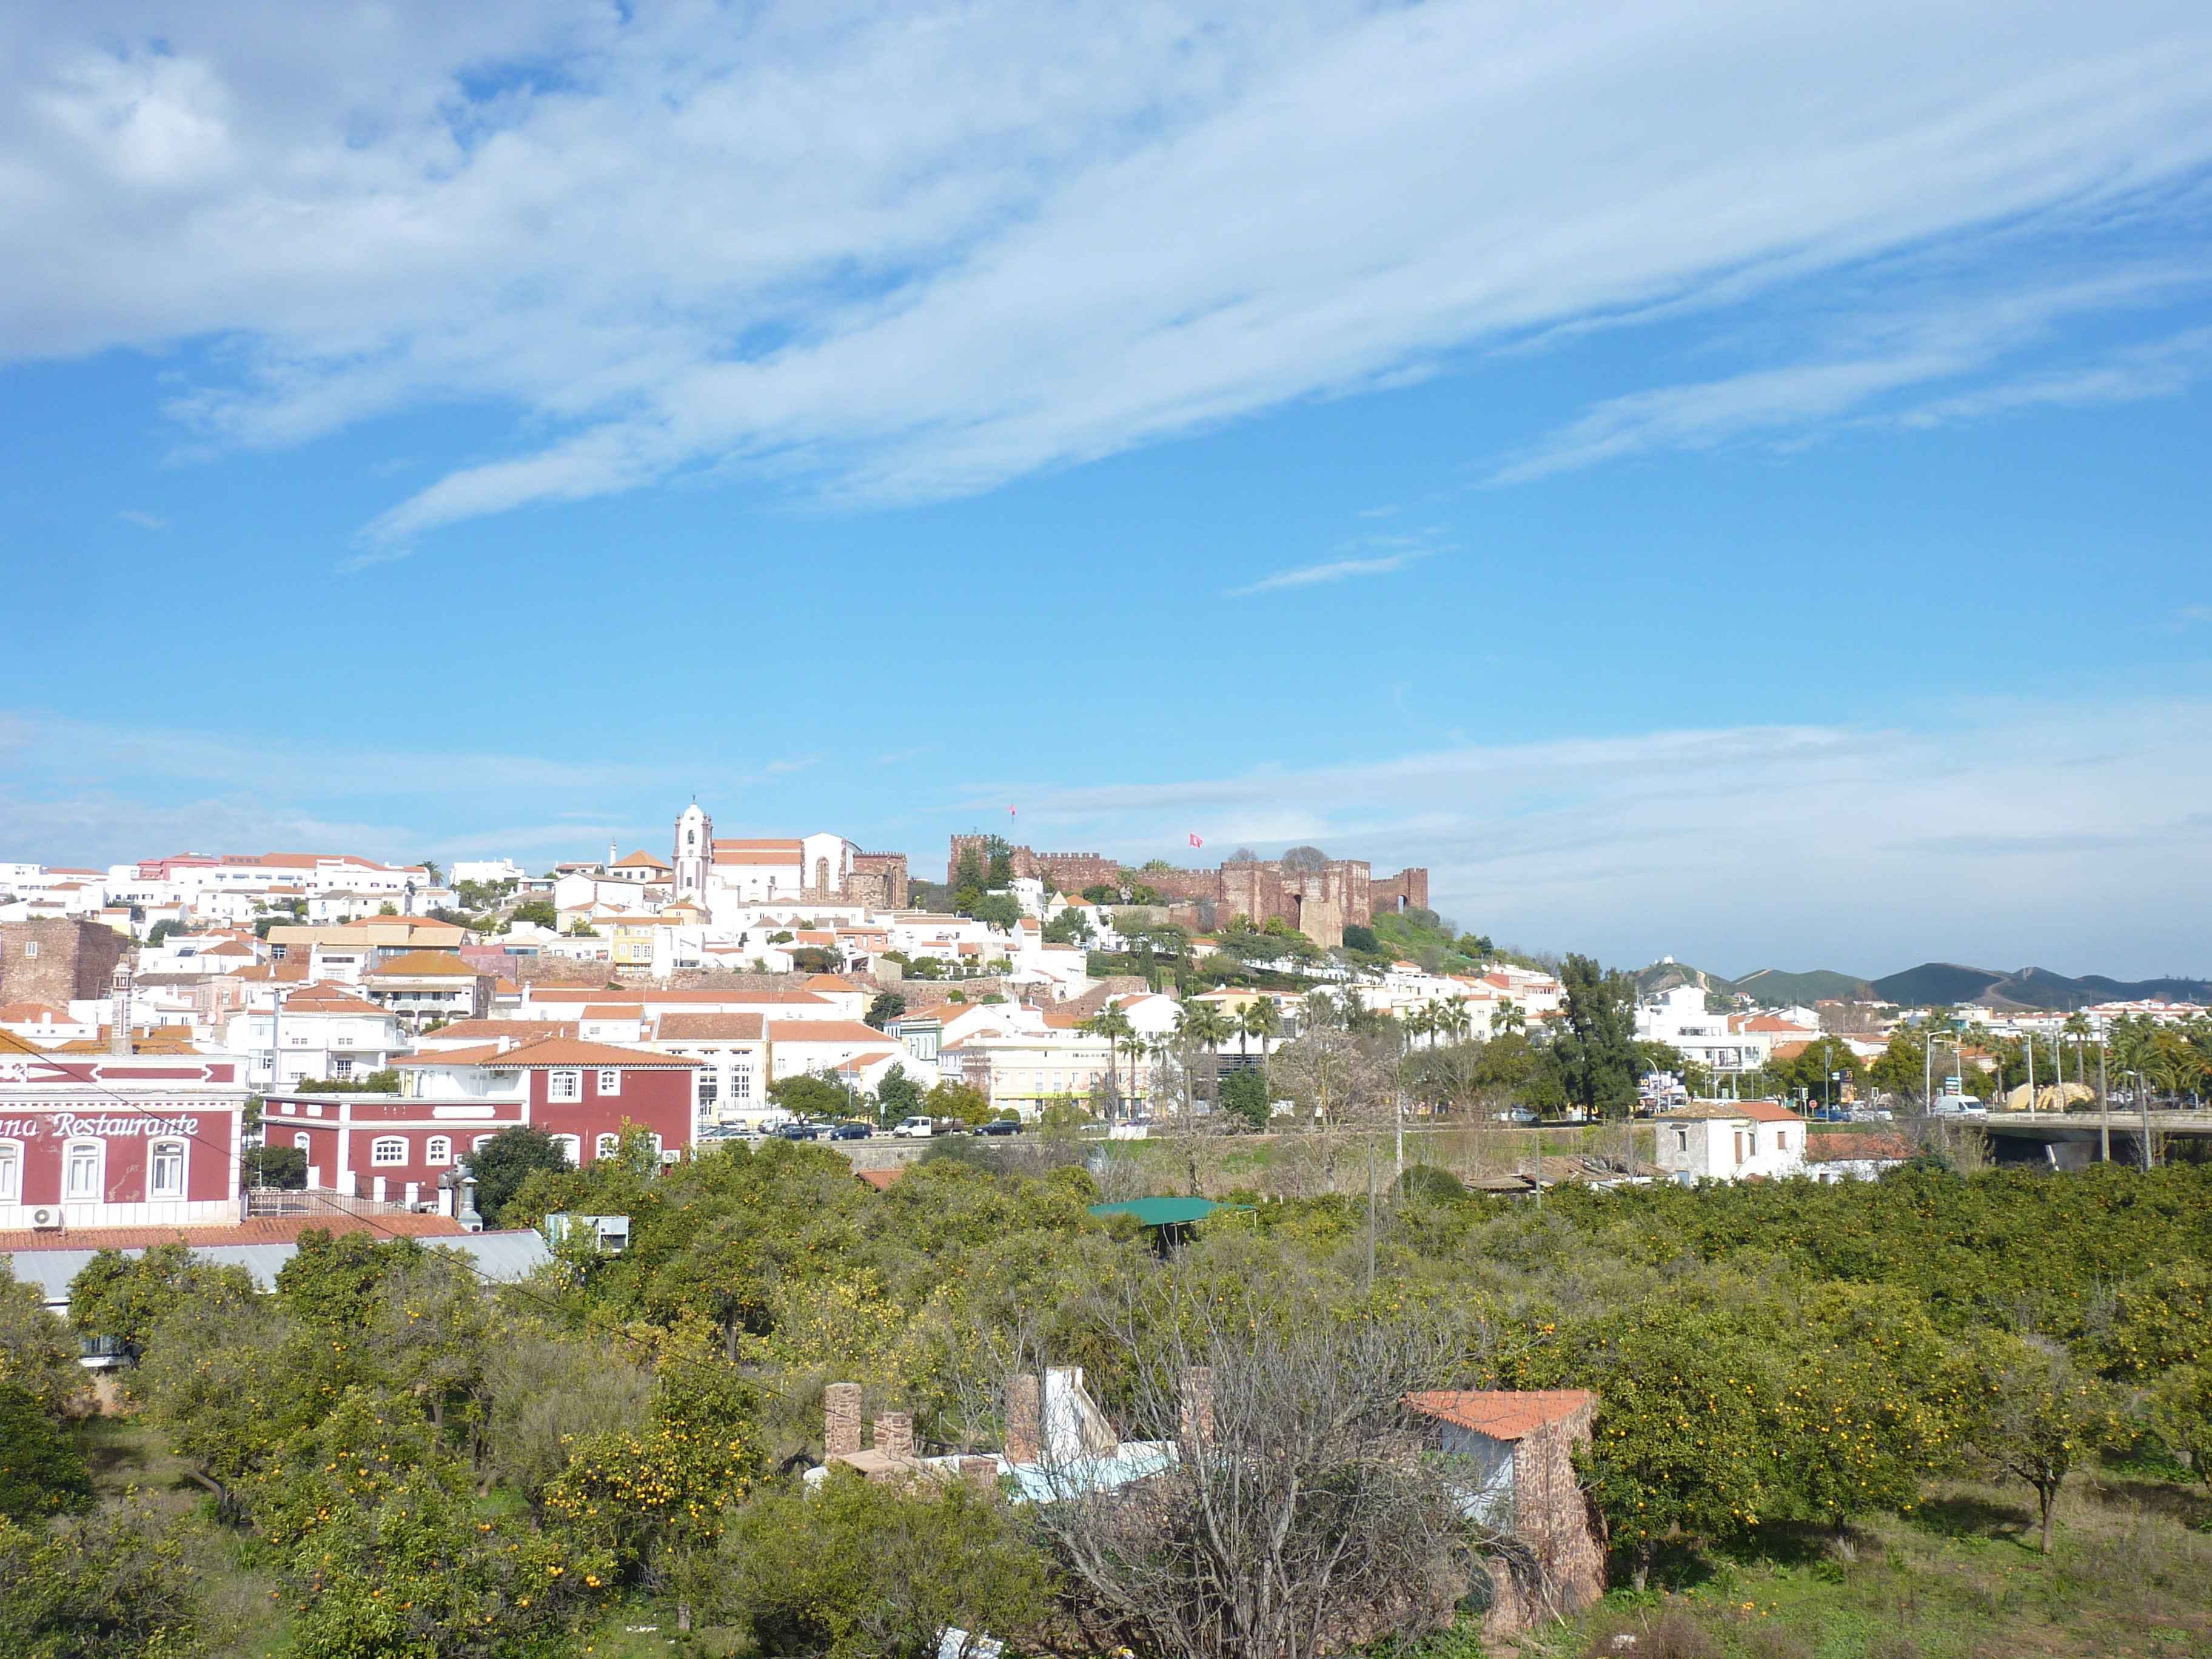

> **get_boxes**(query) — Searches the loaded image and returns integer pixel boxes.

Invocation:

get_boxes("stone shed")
[1406,1389,1606,1634]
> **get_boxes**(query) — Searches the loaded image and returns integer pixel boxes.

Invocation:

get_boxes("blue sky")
[4,0,2211,977]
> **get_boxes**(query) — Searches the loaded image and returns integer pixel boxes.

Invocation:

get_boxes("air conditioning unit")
[30,1208,62,1230]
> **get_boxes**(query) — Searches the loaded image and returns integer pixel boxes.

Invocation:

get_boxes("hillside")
[1730,965,1874,1004]
[1869,961,2008,1006]
[1870,962,2212,1010]
[1631,959,1735,999]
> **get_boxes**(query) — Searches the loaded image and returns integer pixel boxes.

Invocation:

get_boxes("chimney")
[824,1382,863,1458]
[957,1455,998,1495]
[873,1411,914,1461]
[109,962,133,1056]
[1005,1373,1042,1464]
[1179,1366,1216,1449]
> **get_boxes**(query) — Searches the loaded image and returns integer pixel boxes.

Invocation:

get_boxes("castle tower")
[674,802,712,901]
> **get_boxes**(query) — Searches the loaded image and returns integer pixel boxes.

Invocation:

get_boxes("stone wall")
[848,851,910,910]
[943,839,1425,948]
[0,919,129,1006]
[1504,1400,1606,1630]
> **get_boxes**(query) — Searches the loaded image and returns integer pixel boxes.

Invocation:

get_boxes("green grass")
[1517,1469,2212,1659]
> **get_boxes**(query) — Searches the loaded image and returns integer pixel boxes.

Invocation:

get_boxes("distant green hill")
[1867,963,2212,1010]
[1869,962,2008,1007]
[1729,967,1874,1004]
[1632,960,1736,999]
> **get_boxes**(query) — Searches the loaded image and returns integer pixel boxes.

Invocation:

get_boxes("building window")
[1675,1128,1689,1153]
[597,1068,622,1096]
[1776,1131,1788,1151]
[596,1133,620,1158]
[371,1136,407,1167]
[149,1141,186,1199]
[65,1141,102,1200]
[731,1068,752,1101]
[548,1070,581,1102]
[0,1142,18,1203]
[426,1136,452,1166]
[22,941,36,958]
[293,1131,311,1152]
[553,1134,581,1165]
[472,1134,495,1151]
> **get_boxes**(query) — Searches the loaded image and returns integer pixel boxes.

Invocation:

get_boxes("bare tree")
[987,1281,1490,1659]
[1272,1030,1395,1195]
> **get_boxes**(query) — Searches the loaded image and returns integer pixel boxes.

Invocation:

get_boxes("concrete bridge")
[1980,1110,2212,1168]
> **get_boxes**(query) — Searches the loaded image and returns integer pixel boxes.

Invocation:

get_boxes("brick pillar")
[1178,1366,1216,1448]
[1005,1373,1042,1464]
[825,1382,863,1457]
[873,1411,914,1460]
[957,1455,998,1494]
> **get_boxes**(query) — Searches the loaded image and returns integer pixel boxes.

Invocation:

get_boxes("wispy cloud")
[115,509,169,530]
[1225,549,1434,598]
[6,3,2211,549]
[1486,270,2212,484]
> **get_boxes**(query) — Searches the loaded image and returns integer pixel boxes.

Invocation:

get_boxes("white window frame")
[293,1130,311,1152]
[370,1136,407,1167]
[472,1134,495,1151]
[597,1068,622,1096]
[548,1069,582,1102]
[552,1133,581,1165]
[64,1139,103,1201]
[0,1141,19,1203]
[595,1133,620,1159]
[149,1139,187,1200]
[426,1136,452,1166]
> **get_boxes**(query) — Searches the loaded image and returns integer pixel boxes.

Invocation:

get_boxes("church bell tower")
[674,802,712,901]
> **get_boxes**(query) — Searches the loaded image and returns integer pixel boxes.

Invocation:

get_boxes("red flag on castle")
[1188,832,1203,848]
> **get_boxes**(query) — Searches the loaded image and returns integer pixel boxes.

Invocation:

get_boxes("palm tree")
[1405,1004,1434,1051]
[2063,1013,2092,1093]
[1440,1000,1472,1047]
[1084,1005,1137,1119]
[1239,997,1282,1103]
[1175,1001,1236,1113]
[1492,999,1525,1037]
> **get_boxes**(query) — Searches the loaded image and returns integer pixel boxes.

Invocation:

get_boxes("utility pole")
[2139,1065,2154,1173]
[2098,1024,2110,1164]
[2025,1030,2034,1113]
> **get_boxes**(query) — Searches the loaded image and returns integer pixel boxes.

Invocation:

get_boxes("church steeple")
[674,802,712,901]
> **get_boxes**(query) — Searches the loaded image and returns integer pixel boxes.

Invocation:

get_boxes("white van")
[891,1116,933,1139]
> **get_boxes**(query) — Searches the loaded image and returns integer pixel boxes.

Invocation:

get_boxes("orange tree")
[1966,1332,2123,1555]
[1570,1300,1782,1589]
[1770,1282,1966,1538]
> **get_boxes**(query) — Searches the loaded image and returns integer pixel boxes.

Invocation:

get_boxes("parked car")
[891,1116,933,1139]
[973,1118,1022,1136]
[827,1122,873,1140]
[776,1121,823,1141]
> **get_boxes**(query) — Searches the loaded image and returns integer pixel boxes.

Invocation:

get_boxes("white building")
[223,984,410,1091]
[1652,1100,1808,1182]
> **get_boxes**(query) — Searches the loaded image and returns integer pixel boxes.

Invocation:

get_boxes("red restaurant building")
[0,1036,247,1233]
[262,1034,699,1207]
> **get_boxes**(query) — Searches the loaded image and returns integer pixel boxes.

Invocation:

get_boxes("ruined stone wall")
[1370,867,1430,916]
[848,852,909,909]
[1509,1403,1606,1624]
[1,919,129,1006]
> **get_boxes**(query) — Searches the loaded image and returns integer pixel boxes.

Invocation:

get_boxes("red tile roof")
[766,1020,903,1045]
[654,1013,766,1041]
[0,1211,471,1253]
[392,1034,702,1069]
[1406,1389,1596,1440]
[853,1167,904,1190]
[424,1019,578,1043]
[370,950,482,978]
[1803,1132,1917,1162]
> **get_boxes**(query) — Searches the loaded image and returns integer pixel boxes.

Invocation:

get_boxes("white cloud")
[953,697,2212,976]
[3,2,2210,546]
[1486,269,2211,483]
[115,509,169,529]
[1225,548,1437,598]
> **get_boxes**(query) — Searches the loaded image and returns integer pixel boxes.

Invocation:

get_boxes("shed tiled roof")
[1802,1132,1916,1162]
[0,1211,469,1254]
[1406,1389,1596,1440]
